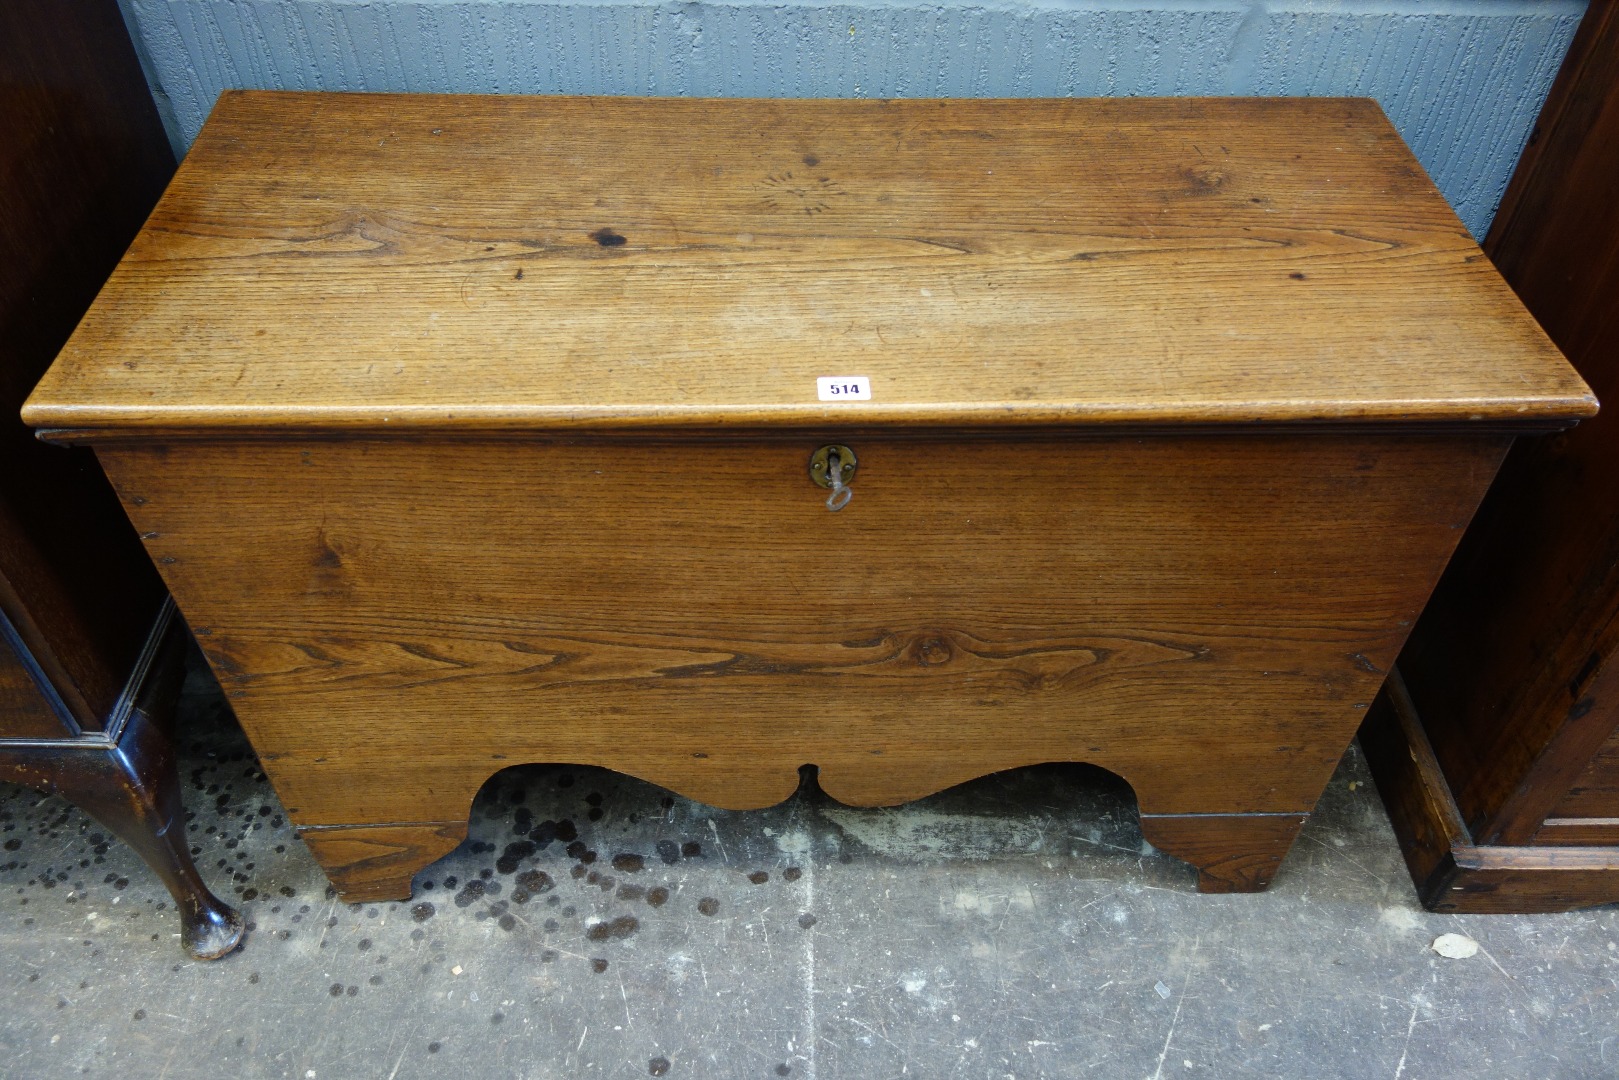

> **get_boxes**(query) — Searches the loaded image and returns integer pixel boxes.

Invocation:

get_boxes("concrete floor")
[2,664,1617,1080]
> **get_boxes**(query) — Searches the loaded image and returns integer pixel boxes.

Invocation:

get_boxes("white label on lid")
[817,376,872,402]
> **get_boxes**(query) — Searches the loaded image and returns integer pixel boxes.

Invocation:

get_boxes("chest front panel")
[97,433,1504,825]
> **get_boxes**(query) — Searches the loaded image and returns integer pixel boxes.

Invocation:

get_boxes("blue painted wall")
[119,0,1584,238]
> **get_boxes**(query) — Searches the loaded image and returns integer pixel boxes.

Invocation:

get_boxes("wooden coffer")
[22,93,1594,903]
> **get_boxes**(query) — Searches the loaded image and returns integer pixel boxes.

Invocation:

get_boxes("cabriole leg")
[0,702,246,960]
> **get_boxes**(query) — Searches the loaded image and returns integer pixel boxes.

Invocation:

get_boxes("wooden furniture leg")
[298,807,1311,902]
[0,618,244,958]
[1140,812,1309,893]
[284,756,1318,902]
[298,822,468,903]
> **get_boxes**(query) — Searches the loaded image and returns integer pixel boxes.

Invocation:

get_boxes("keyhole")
[809,444,858,511]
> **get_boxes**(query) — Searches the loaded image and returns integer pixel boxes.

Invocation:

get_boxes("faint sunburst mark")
[759,170,849,216]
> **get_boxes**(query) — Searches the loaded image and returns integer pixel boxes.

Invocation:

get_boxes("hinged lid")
[23,92,1595,436]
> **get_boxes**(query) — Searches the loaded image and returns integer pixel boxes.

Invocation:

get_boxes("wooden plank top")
[23,92,1595,435]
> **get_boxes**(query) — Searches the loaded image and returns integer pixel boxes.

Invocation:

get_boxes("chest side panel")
[95,434,1505,824]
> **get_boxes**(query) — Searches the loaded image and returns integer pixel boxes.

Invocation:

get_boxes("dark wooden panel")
[0,0,174,728]
[1534,820,1619,847]
[1437,847,1619,914]
[1396,3,1619,845]
[0,608,70,738]
[0,0,242,960]
[1548,727,1619,821]
[1360,669,1619,914]
[1359,673,1472,905]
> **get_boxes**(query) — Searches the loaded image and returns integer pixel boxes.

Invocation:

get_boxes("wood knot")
[911,635,954,667]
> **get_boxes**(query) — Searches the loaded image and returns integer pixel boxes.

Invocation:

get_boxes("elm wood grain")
[26,94,1592,904]
[0,0,173,729]
[1387,2,1619,878]
[22,93,1594,435]
[89,432,1506,899]
[298,824,468,904]
[1361,669,1619,914]
[0,612,244,957]
[1138,814,1307,894]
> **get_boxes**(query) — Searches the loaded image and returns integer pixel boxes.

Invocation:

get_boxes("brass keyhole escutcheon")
[809,444,857,511]
[809,444,857,489]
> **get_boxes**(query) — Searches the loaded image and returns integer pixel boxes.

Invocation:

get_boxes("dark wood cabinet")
[1363,4,1619,913]
[0,0,242,957]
